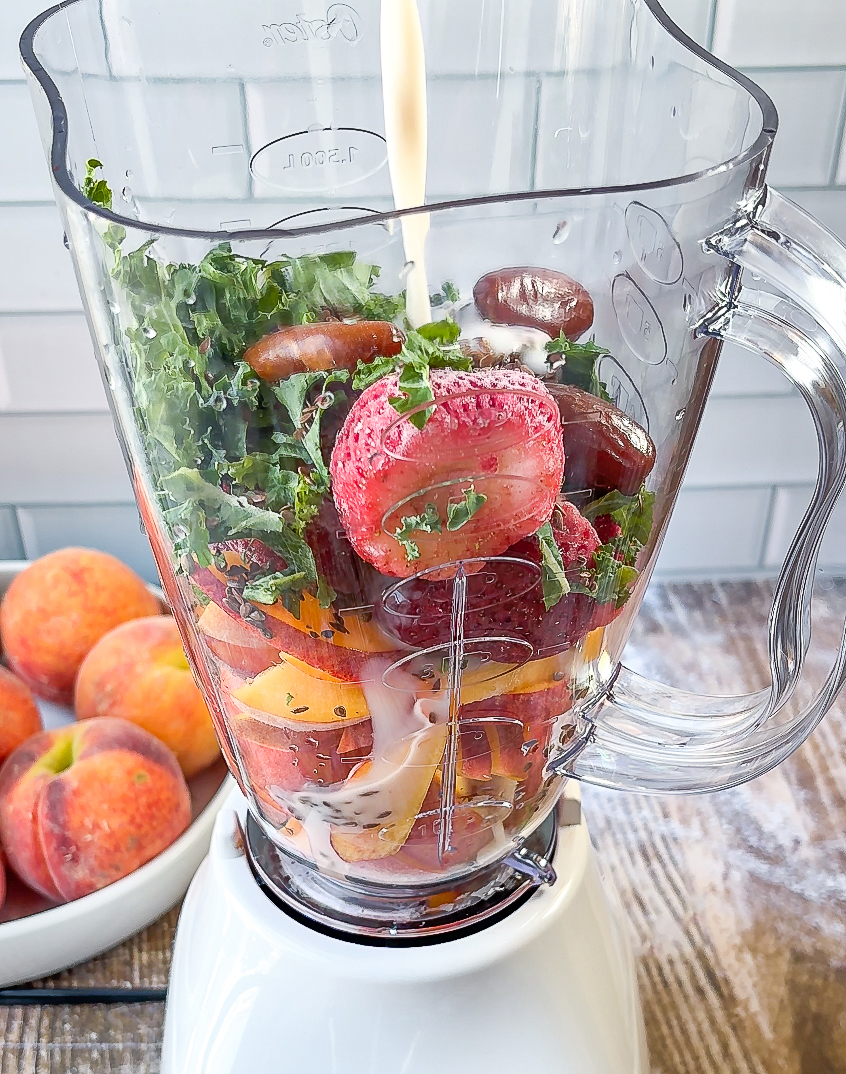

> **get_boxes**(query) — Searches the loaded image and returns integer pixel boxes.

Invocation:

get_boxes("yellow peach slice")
[580,627,605,664]
[328,724,448,862]
[232,654,371,729]
[433,649,576,706]
[209,556,393,653]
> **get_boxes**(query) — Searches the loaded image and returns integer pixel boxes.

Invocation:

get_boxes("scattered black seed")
[332,618,349,635]
[553,671,568,681]
[523,762,533,772]
[308,630,321,639]
[354,811,363,816]
[359,790,379,797]
[362,823,380,830]
[376,810,392,819]
[291,705,309,714]
[321,629,334,640]
[333,706,347,718]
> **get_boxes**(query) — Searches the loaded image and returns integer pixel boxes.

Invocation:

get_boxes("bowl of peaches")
[0,547,230,986]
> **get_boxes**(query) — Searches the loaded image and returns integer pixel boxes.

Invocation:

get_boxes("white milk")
[380,0,432,327]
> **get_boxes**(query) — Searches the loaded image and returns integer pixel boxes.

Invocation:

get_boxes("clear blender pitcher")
[21,0,846,918]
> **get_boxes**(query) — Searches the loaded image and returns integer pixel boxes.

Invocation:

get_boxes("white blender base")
[161,787,647,1074]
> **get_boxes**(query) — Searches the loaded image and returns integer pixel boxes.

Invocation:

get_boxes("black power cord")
[0,987,167,1005]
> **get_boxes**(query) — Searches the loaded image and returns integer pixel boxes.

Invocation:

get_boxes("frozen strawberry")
[304,498,380,599]
[592,514,622,545]
[546,501,601,566]
[375,503,605,658]
[329,368,564,578]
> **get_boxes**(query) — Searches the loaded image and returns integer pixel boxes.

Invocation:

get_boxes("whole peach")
[0,718,191,902]
[0,549,160,705]
[75,616,220,778]
[0,665,42,764]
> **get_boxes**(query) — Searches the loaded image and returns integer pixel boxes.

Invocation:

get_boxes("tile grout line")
[706,0,719,52]
[528,76,542,193]
[827,78,846,187]
[756,484,779,571]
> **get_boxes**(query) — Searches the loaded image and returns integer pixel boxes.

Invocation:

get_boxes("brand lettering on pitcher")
[262,5,361,46]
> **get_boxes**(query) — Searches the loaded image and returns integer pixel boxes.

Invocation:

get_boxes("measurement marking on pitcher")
[249,128,385,191]
[282,146,359,170]
[438,564,467,864]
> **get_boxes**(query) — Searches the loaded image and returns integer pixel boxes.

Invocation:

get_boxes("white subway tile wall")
[0,0,845,582]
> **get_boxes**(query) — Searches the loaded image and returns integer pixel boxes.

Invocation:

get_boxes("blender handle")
[552,188,846,793]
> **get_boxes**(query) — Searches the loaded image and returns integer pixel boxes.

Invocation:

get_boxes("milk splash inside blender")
[20,0,846,1070]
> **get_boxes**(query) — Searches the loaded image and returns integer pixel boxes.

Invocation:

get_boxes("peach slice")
[208,555,395,654]
[232,713,348,793]
[192,566,404,682]
[436,648,575,707]
[327,721,448,861]
[580,626,605,664]
[231,653,372,729]
[197,601,279,675]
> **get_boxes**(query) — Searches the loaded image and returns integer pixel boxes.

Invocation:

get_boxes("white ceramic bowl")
[0,559,231,986]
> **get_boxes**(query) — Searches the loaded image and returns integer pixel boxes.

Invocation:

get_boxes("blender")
[19,0,846,1070]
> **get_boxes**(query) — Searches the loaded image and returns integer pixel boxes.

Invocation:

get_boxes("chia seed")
[333,706,347,718]
[376,810,392,819]
[291,705,309,714]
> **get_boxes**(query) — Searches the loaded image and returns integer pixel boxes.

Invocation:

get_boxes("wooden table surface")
[3,578,846,1074]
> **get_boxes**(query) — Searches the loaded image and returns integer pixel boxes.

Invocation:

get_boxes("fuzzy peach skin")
[0,665,42,765]
[75,616,220,778]
[0,548,160,706]
[0,718,191,902]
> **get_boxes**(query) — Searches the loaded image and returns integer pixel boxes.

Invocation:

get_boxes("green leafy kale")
[583,487,655,547]
[89,162,402,607]
[446,485,487,531]
[162,468,317,580]
[430,281,460,308]
[82,158,112,209]
[353,319,471,429]
[545,335,613,403]
[391,502,442,562]
[536,521,571,610]
[575,486,656,607]
[242,570,309,605]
